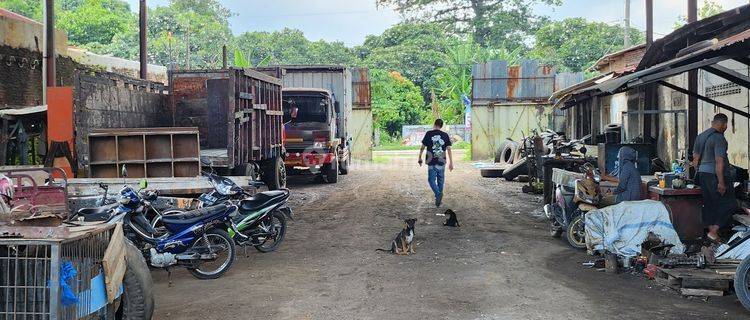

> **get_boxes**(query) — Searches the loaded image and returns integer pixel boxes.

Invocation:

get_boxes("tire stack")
[481,141,524,179]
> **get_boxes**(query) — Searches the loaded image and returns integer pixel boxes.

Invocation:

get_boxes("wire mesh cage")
[0,224,116,320]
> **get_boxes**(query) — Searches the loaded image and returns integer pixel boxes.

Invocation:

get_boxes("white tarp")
[585,199,685,257]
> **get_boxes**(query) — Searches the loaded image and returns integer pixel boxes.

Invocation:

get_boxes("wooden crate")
[88,127,200,178]
[655,266,736,296]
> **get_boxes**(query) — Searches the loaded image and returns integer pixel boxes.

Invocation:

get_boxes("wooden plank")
[681,288,724,296]
[102,223,126,303]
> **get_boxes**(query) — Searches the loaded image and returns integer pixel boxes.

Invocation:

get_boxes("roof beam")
[631,55,728,87]
[658,80,750,119]
[702,65,750,89]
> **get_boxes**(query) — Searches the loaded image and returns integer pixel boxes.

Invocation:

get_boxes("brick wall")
[0,45,80,107]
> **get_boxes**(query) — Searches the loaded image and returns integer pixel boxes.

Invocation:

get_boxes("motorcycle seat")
[161,204,228,225]
[240,190,287,212]
[76,204,117,222]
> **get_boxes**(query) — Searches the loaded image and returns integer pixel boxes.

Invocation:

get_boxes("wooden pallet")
[655,267,735,296]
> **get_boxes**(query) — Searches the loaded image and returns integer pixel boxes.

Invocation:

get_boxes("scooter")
[545,163,601,249]
[152,166,293,253]
[71,181,238,280]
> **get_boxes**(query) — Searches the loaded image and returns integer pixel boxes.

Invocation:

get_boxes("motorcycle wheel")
[254,211,287,253]
[549,221,562,238]
[734,254,750,311]
[564,215,587,250]
[187,229,236,280]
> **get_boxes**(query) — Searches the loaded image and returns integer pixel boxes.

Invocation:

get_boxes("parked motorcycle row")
[68,163,292,280]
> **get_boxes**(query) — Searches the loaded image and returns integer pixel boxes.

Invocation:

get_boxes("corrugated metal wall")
[470,60,583,160]
[350,68,373,160]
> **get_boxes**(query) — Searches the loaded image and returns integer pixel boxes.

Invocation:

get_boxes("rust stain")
[353,68,371,109]
[507,66,520,99]
[541,65,553,75]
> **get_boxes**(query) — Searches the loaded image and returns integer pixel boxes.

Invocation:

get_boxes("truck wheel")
[339,157,350,175]
[262,157,286,190]
[735,254,750,311]
[324,160,338,183]
[118,239,154,320]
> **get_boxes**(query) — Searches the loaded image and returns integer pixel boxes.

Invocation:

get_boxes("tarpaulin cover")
[585,200,685,257]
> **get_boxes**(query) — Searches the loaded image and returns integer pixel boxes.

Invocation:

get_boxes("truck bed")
[200,148,230,167]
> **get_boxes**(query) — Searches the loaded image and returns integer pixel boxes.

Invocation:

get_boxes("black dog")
[443,209,460,227]
[376,218,417,255]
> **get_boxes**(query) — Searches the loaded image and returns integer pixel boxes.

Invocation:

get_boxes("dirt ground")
[151,150,748,319]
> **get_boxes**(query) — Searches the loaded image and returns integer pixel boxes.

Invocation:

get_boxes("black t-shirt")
[421,129,452,166]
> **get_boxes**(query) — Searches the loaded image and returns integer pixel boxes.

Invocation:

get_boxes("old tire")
[495,141,518,164]
[734,254,750,311]
[324,159,339,183]
[187,229,236,280]
[564,214,587,250]
[502,158,528,181]
[262,157,286,190]
[480,168,504,178]
[119,239,154,320]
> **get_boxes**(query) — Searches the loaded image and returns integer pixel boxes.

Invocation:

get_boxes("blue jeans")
[428,165,445,200]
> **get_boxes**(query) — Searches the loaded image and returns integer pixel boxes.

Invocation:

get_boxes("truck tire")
[502,158,528,181]
[324,160,338,183]
[118,239,154,320]
[262,157,286,190]
[480,168,504,178]
[339,157,350,175]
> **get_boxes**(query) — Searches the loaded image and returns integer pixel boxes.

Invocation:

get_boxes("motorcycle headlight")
[118,197,131,204]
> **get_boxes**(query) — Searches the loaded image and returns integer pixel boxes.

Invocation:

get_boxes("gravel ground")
[150,150,748,319]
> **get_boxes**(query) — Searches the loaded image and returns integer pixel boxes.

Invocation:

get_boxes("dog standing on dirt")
[443,209,460,227]
[376,218,417,255]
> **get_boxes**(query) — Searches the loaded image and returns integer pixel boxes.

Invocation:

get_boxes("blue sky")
[125,0,750,46]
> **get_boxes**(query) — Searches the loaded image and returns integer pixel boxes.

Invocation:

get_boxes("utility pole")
[139,0,147,80]
[45,0,56,88]
[623,0,631,48]
[687,0,698,154]
[645,0,653,48]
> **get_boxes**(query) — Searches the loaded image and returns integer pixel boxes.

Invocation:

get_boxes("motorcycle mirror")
[138,179,148,190]
[291,107,298,119]
[121,165,128,178]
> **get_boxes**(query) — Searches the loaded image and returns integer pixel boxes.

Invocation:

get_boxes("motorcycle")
[71,181,237,280]
[152,168,293,253]
[544,162,601,249]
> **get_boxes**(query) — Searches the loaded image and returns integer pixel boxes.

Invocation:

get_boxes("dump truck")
[258,66,354,183]
[169,68,286,189]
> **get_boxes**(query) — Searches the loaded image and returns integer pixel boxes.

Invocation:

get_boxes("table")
[649,186,704,241]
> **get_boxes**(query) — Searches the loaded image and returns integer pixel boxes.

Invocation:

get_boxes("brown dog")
[376,218,417,255]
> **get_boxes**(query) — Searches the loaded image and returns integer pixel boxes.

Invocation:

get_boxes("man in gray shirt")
[692,113,736,243]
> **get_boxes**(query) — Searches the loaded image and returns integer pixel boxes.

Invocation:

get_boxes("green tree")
[674,0,724,29]
[56,0,135,46]
[374,0,559,48]
[233,28,358,66]
[530,18,644,72]
[371,69,429,136]
[358,22,457,96]
[0,0,42,20]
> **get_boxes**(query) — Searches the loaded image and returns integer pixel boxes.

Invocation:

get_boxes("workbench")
[649,185,703,241]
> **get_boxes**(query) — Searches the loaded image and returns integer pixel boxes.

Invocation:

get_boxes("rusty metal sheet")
[351,68,371,110]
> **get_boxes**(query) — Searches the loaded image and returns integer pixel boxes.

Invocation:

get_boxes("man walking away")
[692,113,736,244]
[418,119,453,207]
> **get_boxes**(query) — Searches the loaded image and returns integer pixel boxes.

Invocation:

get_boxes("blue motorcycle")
[72,181,237,280]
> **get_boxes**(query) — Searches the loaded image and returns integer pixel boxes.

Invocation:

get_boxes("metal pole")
[623,0,631,47]
[222,45,227,69]
[645,0,653,48]
[687,0,698,154]
[45,0,56,87]
[139,0,148,80]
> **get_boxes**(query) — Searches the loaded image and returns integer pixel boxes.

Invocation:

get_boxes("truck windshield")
[283,95,328,123]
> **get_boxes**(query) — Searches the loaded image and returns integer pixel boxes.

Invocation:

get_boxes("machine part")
[148,248,176,268]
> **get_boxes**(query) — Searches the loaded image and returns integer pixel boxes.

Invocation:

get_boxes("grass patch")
[373,145,422,151]
[371,155,390,163]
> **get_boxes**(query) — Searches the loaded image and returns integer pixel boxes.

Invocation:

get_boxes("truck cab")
[282,88,350,183]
